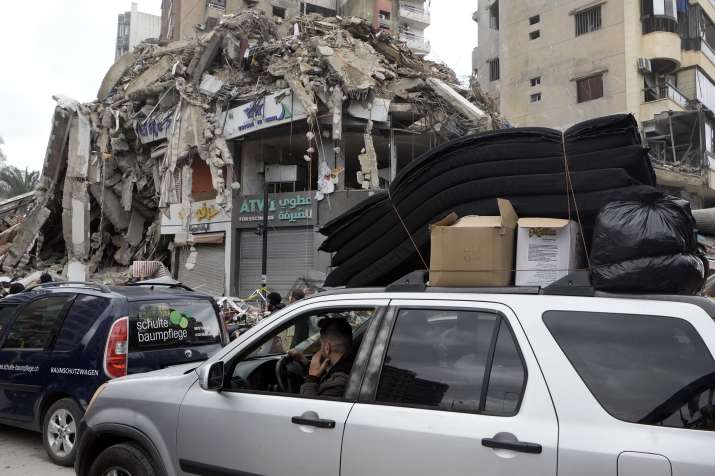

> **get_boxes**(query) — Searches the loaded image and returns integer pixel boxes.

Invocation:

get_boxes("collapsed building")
[2,10,504,296]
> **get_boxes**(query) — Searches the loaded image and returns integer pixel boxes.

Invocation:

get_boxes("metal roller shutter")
[178,244,226,296]
[239,228,314,298]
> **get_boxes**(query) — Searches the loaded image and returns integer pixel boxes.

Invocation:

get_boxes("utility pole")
[261,182,269,287]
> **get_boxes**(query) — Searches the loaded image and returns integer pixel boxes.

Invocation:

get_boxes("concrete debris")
[0,8,503,283]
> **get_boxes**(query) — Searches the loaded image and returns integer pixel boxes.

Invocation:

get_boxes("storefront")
[161,199,232,296]
[234,192,316,297]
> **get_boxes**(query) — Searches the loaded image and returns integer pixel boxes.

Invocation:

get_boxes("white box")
[515,218,582,287]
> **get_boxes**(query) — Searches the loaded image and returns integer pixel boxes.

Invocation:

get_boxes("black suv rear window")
[129,299,221,350]
[544,311,715,431]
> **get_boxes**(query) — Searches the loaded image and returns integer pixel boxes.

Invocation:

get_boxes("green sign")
[236,192,315,228]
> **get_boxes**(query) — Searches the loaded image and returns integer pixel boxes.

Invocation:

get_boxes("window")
[489,1,499,30]
[529,30,540,40]
[530,76,541,87]
[375,309,526,415]
[529,14,540,25]
[575,5,602,36]
[488,58,500,81]
[3,296,75,349]
[54,296,110,351]
[0,304,17,335]
[577,74,604,102]
[530,92,542,102]
[544,311,715,430]
[641,0,678,33]
[272,6,286,19]
[227,308,375,395]
[128,299,222,351]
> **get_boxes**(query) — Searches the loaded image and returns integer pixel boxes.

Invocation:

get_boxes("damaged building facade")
[474,0,715,208]
[4,10,500,297]
[160,0,431,55]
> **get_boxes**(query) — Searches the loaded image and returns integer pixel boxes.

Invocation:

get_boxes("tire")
[88,442,157,476]
[42,397,83,466]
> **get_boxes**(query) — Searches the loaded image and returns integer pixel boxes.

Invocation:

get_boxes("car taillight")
[104,316,128,379]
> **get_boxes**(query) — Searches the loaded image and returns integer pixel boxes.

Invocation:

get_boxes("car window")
[544,311,715,430]
[129,299,222,351]
[3,296,75,349]
[247,309,373,359]
[226,308,375,396]
[0,304,18,334]
[54,295,110,351]
[375,309,526,415]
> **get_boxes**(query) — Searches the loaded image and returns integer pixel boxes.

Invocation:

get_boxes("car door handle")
[291,416,336,429]
[482,437,542,454]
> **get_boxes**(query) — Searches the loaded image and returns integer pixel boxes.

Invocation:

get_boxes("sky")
[0,0,477,172]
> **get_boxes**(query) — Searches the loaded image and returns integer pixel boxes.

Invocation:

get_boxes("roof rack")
[26,281,112,294]
[384,270,594,296]
[125,281,195,292]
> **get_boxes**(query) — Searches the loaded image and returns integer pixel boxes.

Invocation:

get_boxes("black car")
[0,281,228,466]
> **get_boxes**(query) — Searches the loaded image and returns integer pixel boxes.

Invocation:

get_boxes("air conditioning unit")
[638,57,652,73]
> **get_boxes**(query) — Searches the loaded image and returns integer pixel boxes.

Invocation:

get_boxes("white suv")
[75,281,715,476]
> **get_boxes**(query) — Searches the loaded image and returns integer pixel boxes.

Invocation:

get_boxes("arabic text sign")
[137,108,175,144]
[236,192,315,228]
[223,89,307,140]
[161,199,231,233]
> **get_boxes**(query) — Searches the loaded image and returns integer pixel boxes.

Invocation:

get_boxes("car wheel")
[89,442,157,476]
[42,398,82,466]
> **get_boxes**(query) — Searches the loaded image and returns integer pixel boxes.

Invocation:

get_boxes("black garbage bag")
[591,193,697,265]
[592,254,707,294]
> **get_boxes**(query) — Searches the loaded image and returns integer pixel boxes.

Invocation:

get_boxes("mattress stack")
[320,114,657,287]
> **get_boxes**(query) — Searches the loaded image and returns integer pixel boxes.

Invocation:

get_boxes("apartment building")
[160,0,430,55]
[474,0,715,207]
[115,2,161,60]
[339,0,431,55]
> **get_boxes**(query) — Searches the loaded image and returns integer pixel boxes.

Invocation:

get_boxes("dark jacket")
[300,354,354,398]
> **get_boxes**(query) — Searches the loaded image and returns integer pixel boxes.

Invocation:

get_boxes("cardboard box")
[515,218,582,287]
[429,199,518,287]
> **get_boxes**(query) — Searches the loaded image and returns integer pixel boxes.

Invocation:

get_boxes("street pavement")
[0,424,74,475]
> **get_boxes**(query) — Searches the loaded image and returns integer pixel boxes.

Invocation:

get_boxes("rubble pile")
[2,9,502,281]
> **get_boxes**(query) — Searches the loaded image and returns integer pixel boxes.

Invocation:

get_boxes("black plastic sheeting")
[321,114,657,287]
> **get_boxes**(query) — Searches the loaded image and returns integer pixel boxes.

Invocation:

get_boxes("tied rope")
[388,188,429,270]
[561,132,592,270]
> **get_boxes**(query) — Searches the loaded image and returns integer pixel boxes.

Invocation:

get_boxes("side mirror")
[199,361,224,391]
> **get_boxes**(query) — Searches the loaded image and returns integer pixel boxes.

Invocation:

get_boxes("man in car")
[289,317,354,397]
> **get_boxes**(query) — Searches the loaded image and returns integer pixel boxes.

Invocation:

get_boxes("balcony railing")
[399,33,431,53]
[399,3,430,25]
[643,83,690,109]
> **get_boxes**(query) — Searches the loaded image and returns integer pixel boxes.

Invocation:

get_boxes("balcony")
[641,31,681,73]
[400,32,430,55]
[399,2,430,26]
[643,83,690,109]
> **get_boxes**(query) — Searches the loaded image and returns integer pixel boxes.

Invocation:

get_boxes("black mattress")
[320,114,657,287]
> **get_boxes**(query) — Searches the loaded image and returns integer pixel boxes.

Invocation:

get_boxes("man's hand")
[288,349,309,366]
[308,353,330,378]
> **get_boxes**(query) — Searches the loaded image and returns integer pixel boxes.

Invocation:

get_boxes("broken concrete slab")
[125,55,174,97]
[191,32,224,82]
[426,77,488,124]
[348,97,391,123]
[98,52,136,100]
[199,74,225,96]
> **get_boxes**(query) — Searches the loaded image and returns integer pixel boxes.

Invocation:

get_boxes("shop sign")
[223,89,307,140]
[137,108,175,144]
[161,199,231,234]
[236,192,315,228]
